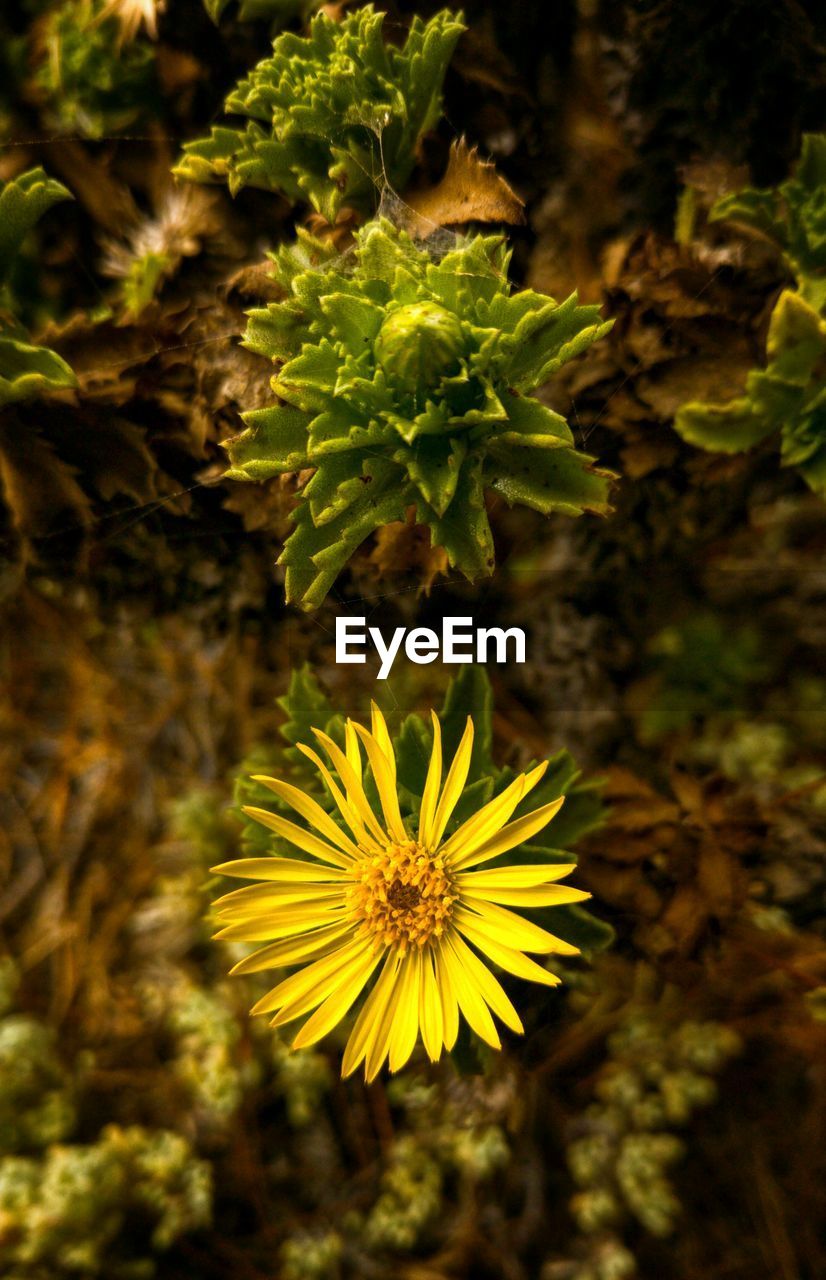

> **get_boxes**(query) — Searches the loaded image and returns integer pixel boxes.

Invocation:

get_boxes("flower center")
[348,838,456,953]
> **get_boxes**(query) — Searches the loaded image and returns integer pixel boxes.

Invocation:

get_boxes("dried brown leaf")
[406,138,525,233]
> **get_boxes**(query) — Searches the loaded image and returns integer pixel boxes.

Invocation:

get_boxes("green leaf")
[710,132,826,303]
[32,0,158,140]
[497,393,574,447]
[438,666,494,783]
[224,404,312,478]
[393,713,434,805]
[0,169,72,285]
[0,336,77,407]
[674,288,826,493]
[280,462,406,608]
[424,455,495,579]
[404,436,466,515]
[506,294,613,391]
[674,396,775,453]
[531,903,614,954]
[277,666,336,753]
[488,441,613,517]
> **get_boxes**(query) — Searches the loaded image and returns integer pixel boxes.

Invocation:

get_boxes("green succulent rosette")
[675,135,826,492]
[709,132,826,312]
[0,168,77,407]
[676,290,826,494]
[225,219,614,609]
[175,5,466,221]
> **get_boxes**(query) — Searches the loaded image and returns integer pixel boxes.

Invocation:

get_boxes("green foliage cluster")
[710,133,826,311]
[361,1134,443,1251]
[566,1012,741,1241]
[0,960,212,1278]
[176,6,465,221]
[0,962,78,1154]
[0,1127,212,1278]
[280,1231,343,1280]
[145,978,249,1130]
[234,666,613,958]
[0,169,77,407]
[675,135,826,495]
[32,0,158,139]
[227,220,613,607]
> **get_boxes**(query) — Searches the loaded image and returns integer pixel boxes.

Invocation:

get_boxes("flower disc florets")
[348,840,456,952]
[227,219,614,608]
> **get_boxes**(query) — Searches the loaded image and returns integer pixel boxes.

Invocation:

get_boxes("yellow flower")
[212,705,589,1081]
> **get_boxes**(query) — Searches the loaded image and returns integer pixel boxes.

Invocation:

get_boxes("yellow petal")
[443,763,549,866]
[291,946,381,1049]
[447,933,523,1035]
[434,943,460,1050]
[365,960,405,1082]
[311,729,388,845]
[240,806,354,867]
[342,951,401,1078]
[441,775,526,863]
[248,781,359,860]
[387,950,422,1072]
[454,917,561,988]
[254,936,371,1018]
[345,720,363,784]
[453,902,579,955]
[211,856,348,882]
[456,863,576,889]
[450,796,565,871]
[430,717,473,848]
[213,882,345,913]
[352,723,408,844]
[419,949,444,1062]
[214,903,344,942]
[296,743,383,853]
[417,712,443,850]
[463,885,590,908]
[229,920,353,974]
[440,935,501,1049]
[370,703,396,782]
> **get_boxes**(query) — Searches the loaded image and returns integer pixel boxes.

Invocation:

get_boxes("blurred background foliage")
[1,1,825,1278]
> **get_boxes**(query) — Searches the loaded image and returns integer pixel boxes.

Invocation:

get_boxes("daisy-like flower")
[212,706,590,1081]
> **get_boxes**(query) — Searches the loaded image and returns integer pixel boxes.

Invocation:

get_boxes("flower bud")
[374,302,464,392]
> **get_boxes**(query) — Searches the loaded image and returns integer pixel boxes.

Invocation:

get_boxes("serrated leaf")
[0,169,72,285]
[488,441,614,517]
[225,403,312,479]
[280,463,406,608]
[0,336,78,407]
[277,666,336,752]
[438,666,494,783]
